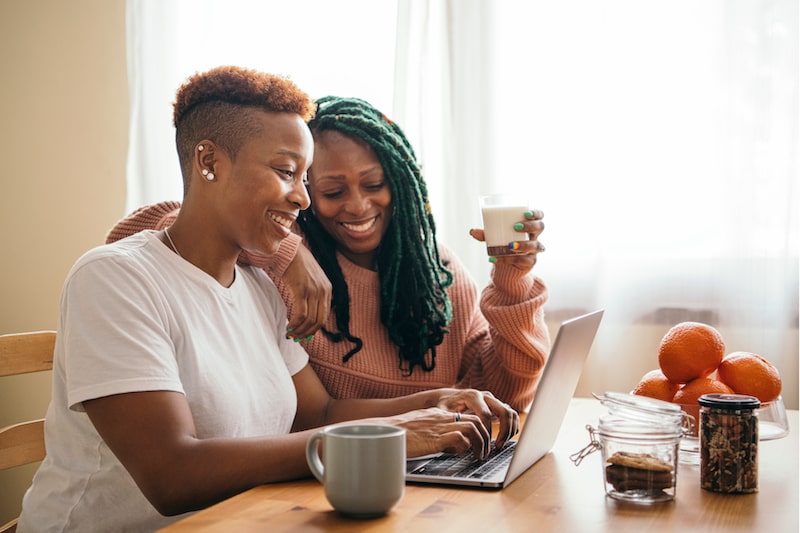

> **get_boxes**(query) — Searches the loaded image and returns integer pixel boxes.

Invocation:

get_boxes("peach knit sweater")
[107,202,550,411]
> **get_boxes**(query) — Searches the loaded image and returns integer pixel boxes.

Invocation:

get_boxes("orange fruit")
[672,378,733,436]
[717,351,782,403]
[657,322,725,384]
[632,369,680,402]
[672,377,734,434]
[672,377,734,405]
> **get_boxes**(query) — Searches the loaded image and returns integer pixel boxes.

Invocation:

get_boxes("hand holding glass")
[479,194,530,256]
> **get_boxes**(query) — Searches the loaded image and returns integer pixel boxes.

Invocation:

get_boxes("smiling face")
[213,110,313,257]
[306,129,393,269]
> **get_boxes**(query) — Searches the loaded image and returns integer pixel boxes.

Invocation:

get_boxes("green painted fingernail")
[305,335,314,342]
[488,256,498,263]
[524,211,534,218]
[513,223,524,231]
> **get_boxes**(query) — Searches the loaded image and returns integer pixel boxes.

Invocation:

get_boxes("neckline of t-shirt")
[145,230,242,299]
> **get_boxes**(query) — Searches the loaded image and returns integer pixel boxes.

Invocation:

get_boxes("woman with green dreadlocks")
[107,96,549,412]
[294,96,548,411]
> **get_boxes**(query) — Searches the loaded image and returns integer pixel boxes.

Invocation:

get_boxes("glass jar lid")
[593,392,684,425]
[593,392,689,437]
[698,393,760,410]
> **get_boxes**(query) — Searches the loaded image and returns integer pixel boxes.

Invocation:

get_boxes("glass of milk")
[479,194,530,256]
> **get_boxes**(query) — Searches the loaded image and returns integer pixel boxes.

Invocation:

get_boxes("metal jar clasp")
[570,425,602,466]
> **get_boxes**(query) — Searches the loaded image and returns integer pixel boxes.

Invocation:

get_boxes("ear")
[194,140,219,181]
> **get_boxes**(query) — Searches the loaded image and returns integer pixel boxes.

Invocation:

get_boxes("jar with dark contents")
[698,393,760,493]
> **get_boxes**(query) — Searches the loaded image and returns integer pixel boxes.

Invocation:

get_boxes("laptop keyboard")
[409,440,517,479]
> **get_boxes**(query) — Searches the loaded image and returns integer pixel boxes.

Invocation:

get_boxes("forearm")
[135,431,315,516]
[324,389,446,424]
[86,390,318,517]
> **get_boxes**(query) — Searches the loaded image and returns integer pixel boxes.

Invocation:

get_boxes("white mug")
[305,424,406,517]
[479,194,530,256]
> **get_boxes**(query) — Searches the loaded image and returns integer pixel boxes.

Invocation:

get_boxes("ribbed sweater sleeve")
[105,201,180,244]
[241,232,301,275]
[446,248,550,411]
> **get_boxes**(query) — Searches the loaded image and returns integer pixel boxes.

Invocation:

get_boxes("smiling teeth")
[270,214,293,228]
[342,219,376,232]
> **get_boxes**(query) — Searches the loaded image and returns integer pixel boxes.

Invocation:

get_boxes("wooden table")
[159,398,798,532]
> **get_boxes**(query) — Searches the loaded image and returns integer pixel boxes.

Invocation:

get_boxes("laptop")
[406,309,603,489]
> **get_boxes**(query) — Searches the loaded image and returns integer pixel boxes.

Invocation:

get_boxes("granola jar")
[698,393,760,493]
[572,393,692,504]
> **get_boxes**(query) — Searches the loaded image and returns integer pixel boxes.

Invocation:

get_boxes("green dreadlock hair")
[299,96,454,374]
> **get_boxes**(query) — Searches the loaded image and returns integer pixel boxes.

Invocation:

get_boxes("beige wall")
[0,0,128,523]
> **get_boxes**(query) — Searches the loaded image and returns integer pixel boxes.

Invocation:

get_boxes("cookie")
[606,464,673,491]
[605,452,675,492]
[607,451,673,472]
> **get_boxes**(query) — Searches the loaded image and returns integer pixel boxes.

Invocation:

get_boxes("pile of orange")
[633,322,782,430]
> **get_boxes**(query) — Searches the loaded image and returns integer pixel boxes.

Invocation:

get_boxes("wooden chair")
[0,331,55,533]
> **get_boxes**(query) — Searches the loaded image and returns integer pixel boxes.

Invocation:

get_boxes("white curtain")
[393,0,498,281]
[482,0,798,403]
[126,0,798,407]
[125,0,398,209]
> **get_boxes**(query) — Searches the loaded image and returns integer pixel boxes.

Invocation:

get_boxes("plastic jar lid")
[698,393,760,410]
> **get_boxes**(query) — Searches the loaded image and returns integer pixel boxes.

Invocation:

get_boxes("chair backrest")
[0,331,55,533]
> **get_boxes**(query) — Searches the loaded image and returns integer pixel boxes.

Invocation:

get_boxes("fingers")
[468,228,485,242]
[482,209,545,266]
[465,391,519,450]
[486,398,519,450]
[430,389,520,457]
[285,280,331,340]
[286,298,328,340]
[459,412,491,458]
[282,243,332,339]
[439,390,493,434]
[400,399,518,460]
[286,299,317,340]
[439,413,490,459]
[445,406,518,458]
[513,209,545,250]
[399,407,489,459]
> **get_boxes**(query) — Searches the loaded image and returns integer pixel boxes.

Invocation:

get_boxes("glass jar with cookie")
[572,392,693,504]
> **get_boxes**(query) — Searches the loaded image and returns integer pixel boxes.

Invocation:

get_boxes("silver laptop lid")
[503,309,603,486]
[405,309,603,488]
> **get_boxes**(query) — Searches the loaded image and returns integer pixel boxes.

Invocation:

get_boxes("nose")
[343,190,370,214]
[289,178,311,210]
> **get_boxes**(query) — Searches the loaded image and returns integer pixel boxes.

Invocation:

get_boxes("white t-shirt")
[18,231,309,533]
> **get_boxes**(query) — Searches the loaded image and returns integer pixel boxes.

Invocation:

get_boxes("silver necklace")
[163,227,183,258]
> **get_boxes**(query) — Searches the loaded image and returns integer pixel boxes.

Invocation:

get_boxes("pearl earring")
[202,169,215,181]
[197,145,204,151]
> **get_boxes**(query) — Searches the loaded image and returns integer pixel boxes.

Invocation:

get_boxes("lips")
[341,217,378,233]
[269,212,295,229]
[268,212,296,239]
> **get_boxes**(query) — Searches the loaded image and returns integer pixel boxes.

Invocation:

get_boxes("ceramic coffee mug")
[306,424,406,517]
[479,194,530,256]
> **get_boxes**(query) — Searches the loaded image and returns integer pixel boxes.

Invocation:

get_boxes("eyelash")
[320,182,385,199]
[276,168,296,181]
